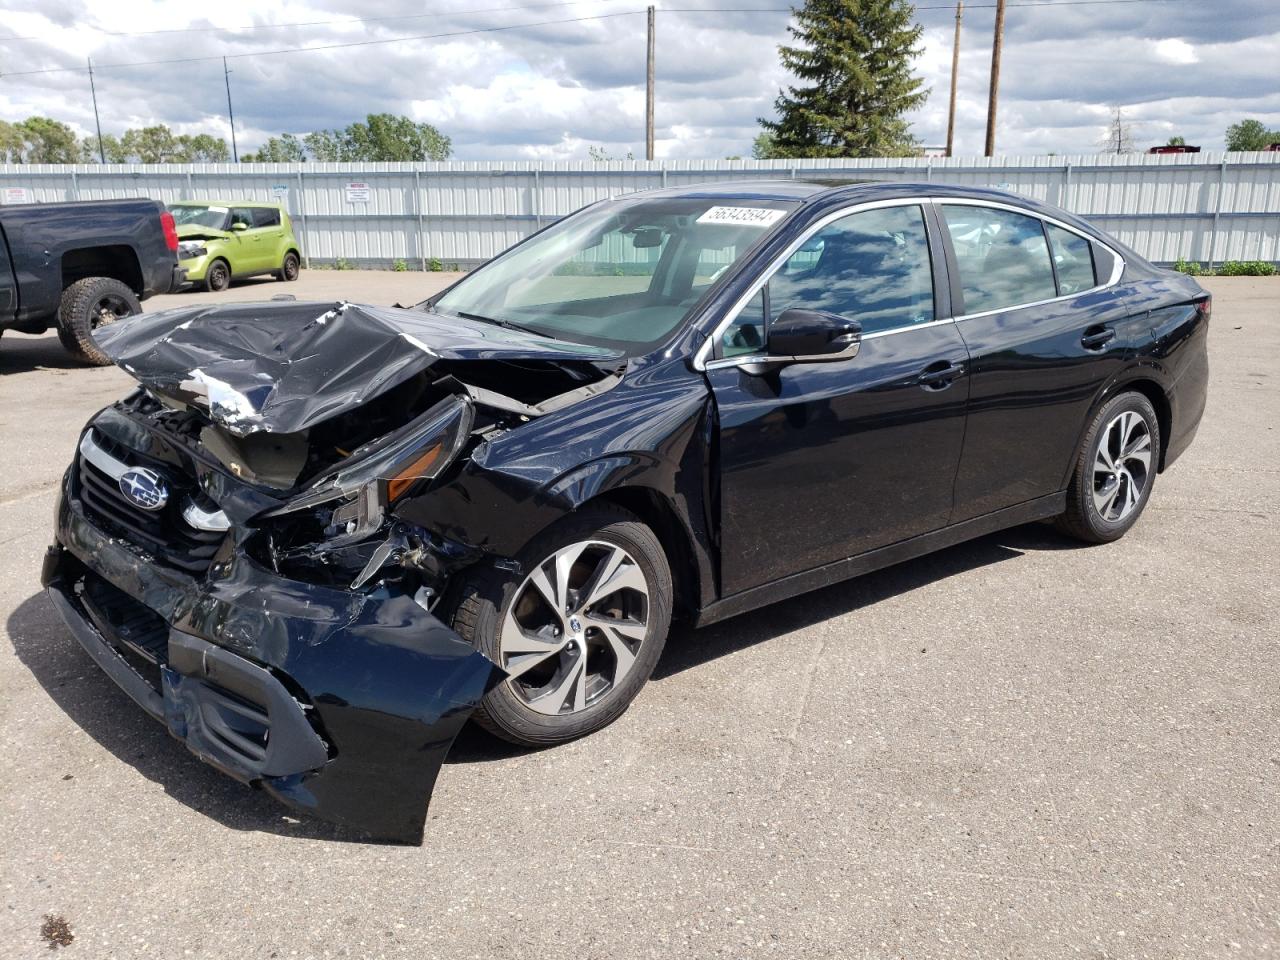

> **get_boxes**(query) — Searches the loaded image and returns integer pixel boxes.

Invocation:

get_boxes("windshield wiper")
[452,311,549,339]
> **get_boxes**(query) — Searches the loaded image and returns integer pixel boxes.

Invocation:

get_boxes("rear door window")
[1045,222,1097,295]
[942,205,1057,314]
[251,207,282,229]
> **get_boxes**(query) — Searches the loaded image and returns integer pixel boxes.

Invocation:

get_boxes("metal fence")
[3,154,1278,269]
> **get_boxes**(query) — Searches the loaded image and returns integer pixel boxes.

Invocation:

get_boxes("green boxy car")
[168,201,302,292]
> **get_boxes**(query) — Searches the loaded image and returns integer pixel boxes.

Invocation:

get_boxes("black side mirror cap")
[745,308,860,373]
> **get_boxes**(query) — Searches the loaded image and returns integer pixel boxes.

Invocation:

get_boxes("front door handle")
[1081,326,1116,350]
[917,359,964,390]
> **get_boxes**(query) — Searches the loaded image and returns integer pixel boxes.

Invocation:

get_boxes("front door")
[706,202,971,598]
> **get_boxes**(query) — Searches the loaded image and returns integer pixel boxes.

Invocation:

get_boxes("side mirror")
[766,308,861,363]
[231,222,248,232]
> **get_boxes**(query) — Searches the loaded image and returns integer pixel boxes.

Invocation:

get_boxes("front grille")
[77,571,169,694]
[75,429,226,576]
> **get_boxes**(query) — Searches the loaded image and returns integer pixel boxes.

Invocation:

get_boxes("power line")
[0,0,638,44]
[0,11,646,78]
[0,0,1204,80]
[0,0,1203,45]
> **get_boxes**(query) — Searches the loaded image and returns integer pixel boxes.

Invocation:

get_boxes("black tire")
[278,251,300,282]
[1057,391,1161,543]
[55,277,141,366]
[448,505,673,746]
[203,259,231,292]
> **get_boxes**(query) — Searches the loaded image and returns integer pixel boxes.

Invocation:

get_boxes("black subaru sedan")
[43,180,1209,842]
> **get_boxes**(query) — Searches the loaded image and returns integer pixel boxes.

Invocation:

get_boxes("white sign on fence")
[345,182,371,204]
[3,187,31,205]
[271,184,289,204]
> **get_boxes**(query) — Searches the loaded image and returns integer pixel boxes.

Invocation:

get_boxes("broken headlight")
[254,395,474,585]
[177,240,208,260]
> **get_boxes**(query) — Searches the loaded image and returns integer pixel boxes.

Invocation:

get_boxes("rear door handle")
[1081,326,1116,350]
[917,360,965,390]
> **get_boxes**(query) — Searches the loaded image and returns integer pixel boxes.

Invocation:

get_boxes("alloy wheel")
[499,539,650,716]
[1092,410,1153,522]
[91,293,133,331]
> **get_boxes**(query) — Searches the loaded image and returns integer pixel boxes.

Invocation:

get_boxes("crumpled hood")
[176,223,232,242]
[94,300,623,436]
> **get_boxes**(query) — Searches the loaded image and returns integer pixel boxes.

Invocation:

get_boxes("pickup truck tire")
[203,259,231,292]
[56,276,141,366]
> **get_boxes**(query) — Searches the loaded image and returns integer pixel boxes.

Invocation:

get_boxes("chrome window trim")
[692,197,933,371]
[936,197,1125,321]
[692,194,1126,370]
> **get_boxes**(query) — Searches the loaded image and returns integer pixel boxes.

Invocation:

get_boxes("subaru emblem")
[118,467,169,511]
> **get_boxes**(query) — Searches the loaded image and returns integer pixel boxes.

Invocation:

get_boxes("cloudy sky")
[2,0,1278,160]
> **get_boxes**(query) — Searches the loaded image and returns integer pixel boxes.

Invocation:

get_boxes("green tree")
[1225,118,1280,152]
[174,134,230,162]
[242,133,307,162]
[751,131,780,159]
[80,133,130,163]
[760,0,928,158]
[300,115,452,161]
[120,125,180,162]
[2,117,81,163]
[1166,136,1186,146]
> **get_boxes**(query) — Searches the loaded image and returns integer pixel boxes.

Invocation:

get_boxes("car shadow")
[652,522,1083,681]
[6,521,1082,841]
[0,331,91,372]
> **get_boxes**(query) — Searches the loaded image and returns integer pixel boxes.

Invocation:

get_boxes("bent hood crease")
[94,300,623,436]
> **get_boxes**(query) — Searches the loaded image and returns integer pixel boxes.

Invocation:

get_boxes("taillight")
[160,210,178,251]
[1196,295,1212,323]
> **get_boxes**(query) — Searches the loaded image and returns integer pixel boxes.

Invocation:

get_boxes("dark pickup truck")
[0,198,184,364]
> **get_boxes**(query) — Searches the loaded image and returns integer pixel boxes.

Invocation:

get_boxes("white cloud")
[0,0,1277,159]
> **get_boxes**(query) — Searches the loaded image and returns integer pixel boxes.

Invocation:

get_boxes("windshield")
[169,204,230,229]
[433,196,798,353]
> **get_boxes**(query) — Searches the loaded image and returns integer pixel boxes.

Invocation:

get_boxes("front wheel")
[203,259,231,292]
[448,506,673,746]
[1057,391,1161,543]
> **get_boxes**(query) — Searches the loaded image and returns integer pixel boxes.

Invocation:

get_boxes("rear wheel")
[56,277,140,366]
[448,505,672,746]
[203,259,231,292]
[278,251,300,282]
[1057,391,1160,543]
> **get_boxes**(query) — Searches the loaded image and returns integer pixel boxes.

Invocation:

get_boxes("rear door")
[250,206,285,272]
[938,201,1143,521]
[705,200,971,597]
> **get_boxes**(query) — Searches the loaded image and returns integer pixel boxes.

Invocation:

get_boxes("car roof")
[623,178,1103,237]
[170,199,283,208]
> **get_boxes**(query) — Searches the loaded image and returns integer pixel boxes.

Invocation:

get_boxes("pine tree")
[760,0,928,158]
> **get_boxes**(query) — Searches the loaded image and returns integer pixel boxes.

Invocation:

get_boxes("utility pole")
[946,1,963,157]
[87,57,106,163]
[645,5,655,161]
[984,0,1006,157]
[223,56,238,162]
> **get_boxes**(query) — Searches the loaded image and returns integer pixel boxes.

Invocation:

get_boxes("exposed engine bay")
[93,299,626,595]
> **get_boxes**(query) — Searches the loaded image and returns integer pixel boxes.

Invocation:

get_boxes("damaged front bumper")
[43,478,502,844]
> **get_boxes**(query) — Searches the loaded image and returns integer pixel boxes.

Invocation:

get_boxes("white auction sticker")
[695,206,786,228]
